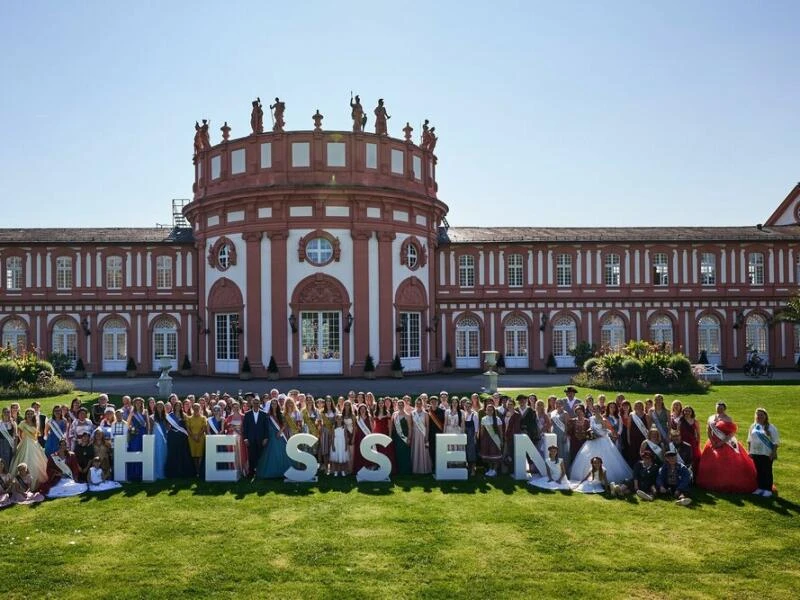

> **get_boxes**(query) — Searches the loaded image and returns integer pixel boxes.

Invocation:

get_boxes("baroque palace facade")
[2,97,800,377]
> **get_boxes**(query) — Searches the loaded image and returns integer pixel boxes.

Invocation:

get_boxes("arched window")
[649,315,673,349]
[601,315,626,351]
[153,317,178,371]
[504,315,528,368]
[745,314,768,358]
[455,316,480,368]
[1,318,27,353]
[552,316,577,367]
[52,319,78,364]
[698,315,721,364]
[102,317,128,372]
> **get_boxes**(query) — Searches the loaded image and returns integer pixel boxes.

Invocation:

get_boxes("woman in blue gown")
[126,398,150,481]
[165,402,195,478]
[257,401,292,479]
[151,401,168,480]
[44,406,69,457]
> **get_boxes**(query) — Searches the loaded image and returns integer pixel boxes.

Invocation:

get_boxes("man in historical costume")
[242,398,269,477]
[270,98,285,132]
[350,94,364,132]
[92,394,111,426]
[31,402,47,447]
[561,386,582,418]
[427,397,445,473]
[374,98,391,135]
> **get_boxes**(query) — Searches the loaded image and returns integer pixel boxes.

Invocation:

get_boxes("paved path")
[72,369,800,398]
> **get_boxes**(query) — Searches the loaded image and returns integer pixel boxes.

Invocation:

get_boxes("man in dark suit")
[242,394,268,477]
[31,401,47,446]
[427,395,445,472]
[518,395,540,446]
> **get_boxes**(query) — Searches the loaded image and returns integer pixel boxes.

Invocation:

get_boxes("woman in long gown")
[87,456,122,492]
[648,394,670,442]
[529,444,571,491]
[330,413,350,476]
[186,403,207,477]
[42,439,87,498]
[625,401,649,466]
[258,401,292,479]
[391,399,412,476]
[10,463,45,505]
[44,405,69,457]
[373,397,396,473]
[165,402,194,478]
[0,459,13,508]
[341,401,355,474]
[0,407,17,468]
[126,398,150,481]
[479,404,503,477]
[410,398,432,474]
[462,399,479,476]
[11,409,47,491]
[318,397,336,475]
[569,413,633,484]
[566,405,589,467]
[678,405,702,472]
[351,404,374,473]
[224,401,248,477]
[696,404,757,494]
[151,401,168,480]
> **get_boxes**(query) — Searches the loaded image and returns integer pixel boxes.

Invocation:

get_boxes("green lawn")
[1,385,798,599]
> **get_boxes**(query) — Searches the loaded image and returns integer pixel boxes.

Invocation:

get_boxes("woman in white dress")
[87,457,122,492]
[529,444,570,490]
[329,413,350,477]
[572,456,609,493]
[569,412,633,484]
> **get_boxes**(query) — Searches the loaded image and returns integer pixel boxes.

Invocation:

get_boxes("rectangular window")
[653,252,669,286]
[412,155,422,180]
[748,252,764,285]
[106,256,123,290]
[326,142,346,167]
[5,256,22,290]
[56,256,72,289]
[260,142,272,168]
[391,149,404,174]
[366,143,377,169]
[211,155,221,179]
[556,254,572,287]
[156,256,173,289]
[231,148,246,174]
[399,312,421,359]
[458,255,475,288]
[291,142,310,167]
[701,252,716,286]
[604,253,621,286]
[154,331,177,359]
[507,254,523,287]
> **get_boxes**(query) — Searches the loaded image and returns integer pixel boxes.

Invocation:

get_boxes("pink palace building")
[2,96,800,377]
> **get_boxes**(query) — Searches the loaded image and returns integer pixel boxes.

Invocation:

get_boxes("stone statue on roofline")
[250,97,264,134]
[420,119,431,150]
[374,98,391,135]
[270,97,286,132]
[194,119,211,155]
[221,121,231,142]
[313,109,324,131]
[428,127,437,152]
[350,92,365,132]
[403,121,413,142]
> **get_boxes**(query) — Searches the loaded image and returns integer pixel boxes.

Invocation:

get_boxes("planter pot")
[267,372,279,381]
[240,372,253,381]
[391,370,404,379]
[364,371,376,380]
[74,370,86,379]
[179,369,192,377]
[126,370,137,378]
[546,367,557,374]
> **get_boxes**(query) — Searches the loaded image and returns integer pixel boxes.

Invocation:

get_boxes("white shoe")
[762,490,773,498]
[333,472,338,477]
[486,469,496,477]
[676,497,692,506]
[636,490,653,502]
[753,489,764,496]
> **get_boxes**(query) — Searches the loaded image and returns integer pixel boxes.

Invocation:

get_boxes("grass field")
[1,384,798,599]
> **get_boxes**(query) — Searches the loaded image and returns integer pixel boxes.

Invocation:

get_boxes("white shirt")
[747,423,779,456]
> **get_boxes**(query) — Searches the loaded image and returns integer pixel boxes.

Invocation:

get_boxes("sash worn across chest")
[412,412,427,436]
[166,414,188,436]
[49,419,65,441]
[0,422,16,449]
[631,414,649,438]
[428,410,443,431]
[357,417,371,437]
[52,455,74,479]
[394,415,408,444]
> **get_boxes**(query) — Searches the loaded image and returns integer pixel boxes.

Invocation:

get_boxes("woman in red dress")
[224,401,248,477]
[678,405,702,472]
[371,397,396,474]
[351,404,374,473]
[696,403,757,494]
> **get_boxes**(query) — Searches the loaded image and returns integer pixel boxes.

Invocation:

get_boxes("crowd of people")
[0,385,780,508]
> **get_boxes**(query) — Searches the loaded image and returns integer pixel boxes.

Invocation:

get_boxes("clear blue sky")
[2,1,798,228]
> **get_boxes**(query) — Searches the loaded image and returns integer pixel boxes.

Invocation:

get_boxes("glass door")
[299,311,342,374]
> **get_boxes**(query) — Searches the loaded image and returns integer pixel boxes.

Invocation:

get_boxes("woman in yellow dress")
[186,403,207,477]
[11,409,48,490]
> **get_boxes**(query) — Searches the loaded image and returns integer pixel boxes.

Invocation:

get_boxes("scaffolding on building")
[172,198,190,228]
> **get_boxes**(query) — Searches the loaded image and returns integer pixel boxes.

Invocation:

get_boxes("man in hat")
[658,448,692,505]
[561,386,582,418]
[92,394,111,426]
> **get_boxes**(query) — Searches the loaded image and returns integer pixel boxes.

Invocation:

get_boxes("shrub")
[496,353,505,369]
[0,376,75,400]
[181,354,191,370]
[242,357,252,373]
[391,354,403,371]
[698,350,709,365]
[569,341,596,369]
[621,358,643,380]
[364,354,376,372]
[75,357,86,371]
[583,357,600,374]
[545,353,557,368]
[0,361,21,387]
[267,356,279,373]
[48,352,73,376]
[443,352,453,368]
[126,356,137,371]
[669,354,693,379]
